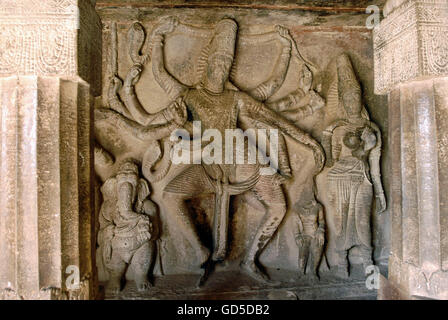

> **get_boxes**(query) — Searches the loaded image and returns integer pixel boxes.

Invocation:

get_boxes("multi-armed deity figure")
[97,16,325,284]
[293,193,325,280]
[97,160,160,293]
[322,54,386,277]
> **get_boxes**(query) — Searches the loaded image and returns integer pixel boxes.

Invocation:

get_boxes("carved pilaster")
[373,0,448,94]
[384,78,448,300]
[0,0,101,300]
[0,0,101,95]
[375,0,448,300]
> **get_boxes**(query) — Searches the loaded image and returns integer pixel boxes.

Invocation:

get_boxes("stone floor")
[102,264,379,300]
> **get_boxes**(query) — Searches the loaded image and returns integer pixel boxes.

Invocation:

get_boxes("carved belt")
[112,235,144,251]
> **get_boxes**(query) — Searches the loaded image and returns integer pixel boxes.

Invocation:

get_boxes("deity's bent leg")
[241,176,286,283]
[163,192,210,266]
[131,242,155,291]
[163,165,216,266]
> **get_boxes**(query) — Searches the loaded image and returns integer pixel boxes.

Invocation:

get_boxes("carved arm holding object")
[239,96,325,173]
[150,16,188,100]
[315,203,325,246]
[249,25,292,102]
[95,97,187,142]
[368,122,386,213]
[108,75,133,119]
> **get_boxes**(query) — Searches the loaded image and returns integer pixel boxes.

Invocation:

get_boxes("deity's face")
[342,91,362,119]
[204,54,233,92]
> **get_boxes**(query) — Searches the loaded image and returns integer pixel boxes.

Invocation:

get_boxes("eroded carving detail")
[97,160,159,293]
[294,193,325,280]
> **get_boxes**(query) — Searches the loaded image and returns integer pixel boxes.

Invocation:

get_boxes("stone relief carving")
[293,192,325,280]
[94,15,384,294]
[321,53,386,278]
[97,160,160,293]
[135,16,324,285]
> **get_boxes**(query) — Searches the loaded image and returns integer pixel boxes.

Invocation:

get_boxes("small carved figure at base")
[294,195,325,280]
[98,160,159,293]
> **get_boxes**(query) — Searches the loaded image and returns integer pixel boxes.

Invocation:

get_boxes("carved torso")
[299,203,321,237]
[185,88,239,136]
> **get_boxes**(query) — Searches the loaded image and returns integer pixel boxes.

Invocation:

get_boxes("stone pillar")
[0,0,101,300]
[374,0,448,299]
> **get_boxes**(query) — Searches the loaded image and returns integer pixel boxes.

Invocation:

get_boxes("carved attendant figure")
[322,54,386,277]
[294,195,325,279]
[98,160,160,293]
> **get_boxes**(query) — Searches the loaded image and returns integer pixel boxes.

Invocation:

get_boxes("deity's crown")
[337,53,361,97]
[195,18,238,84]
[207,18,238,60]
[118,160,138,175]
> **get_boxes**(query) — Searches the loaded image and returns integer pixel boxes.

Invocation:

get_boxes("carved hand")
[296,233,305,247]
[309,90,325,112]
[124,64,143,88]
[104,244,112,263]
[137,215,153,242]
[137,189,149,210]
[102,226,115,262]
[315,229,325,246]
[275,25,292,47]
[376,192,386,214]
[167,98,187,126]
[310,141,325,173]
[109,75,123,95]
[153,16,178,36]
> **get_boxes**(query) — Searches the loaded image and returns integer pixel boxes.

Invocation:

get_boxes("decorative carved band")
[374,0,448,94]
[0,0,102,93]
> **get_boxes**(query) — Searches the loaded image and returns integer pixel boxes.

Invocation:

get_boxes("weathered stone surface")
[0,0,401,300]
[0,76,94,300]
[374,0,448,301]
[373,0,448,94]
[385,78,448,300]
[93,3,389,298]
[0,0,102,95]
[96,0,387,10]
[0,0,101,300]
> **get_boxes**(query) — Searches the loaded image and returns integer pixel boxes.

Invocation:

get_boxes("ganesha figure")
[97,16,325,285]
[322,54,386,278]
[98,160,159,293]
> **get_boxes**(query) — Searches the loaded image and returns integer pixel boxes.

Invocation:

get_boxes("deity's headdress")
[118,160,139,176]
[337,53,361,98]
[336,53,370,120]
[196,18,238,83]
